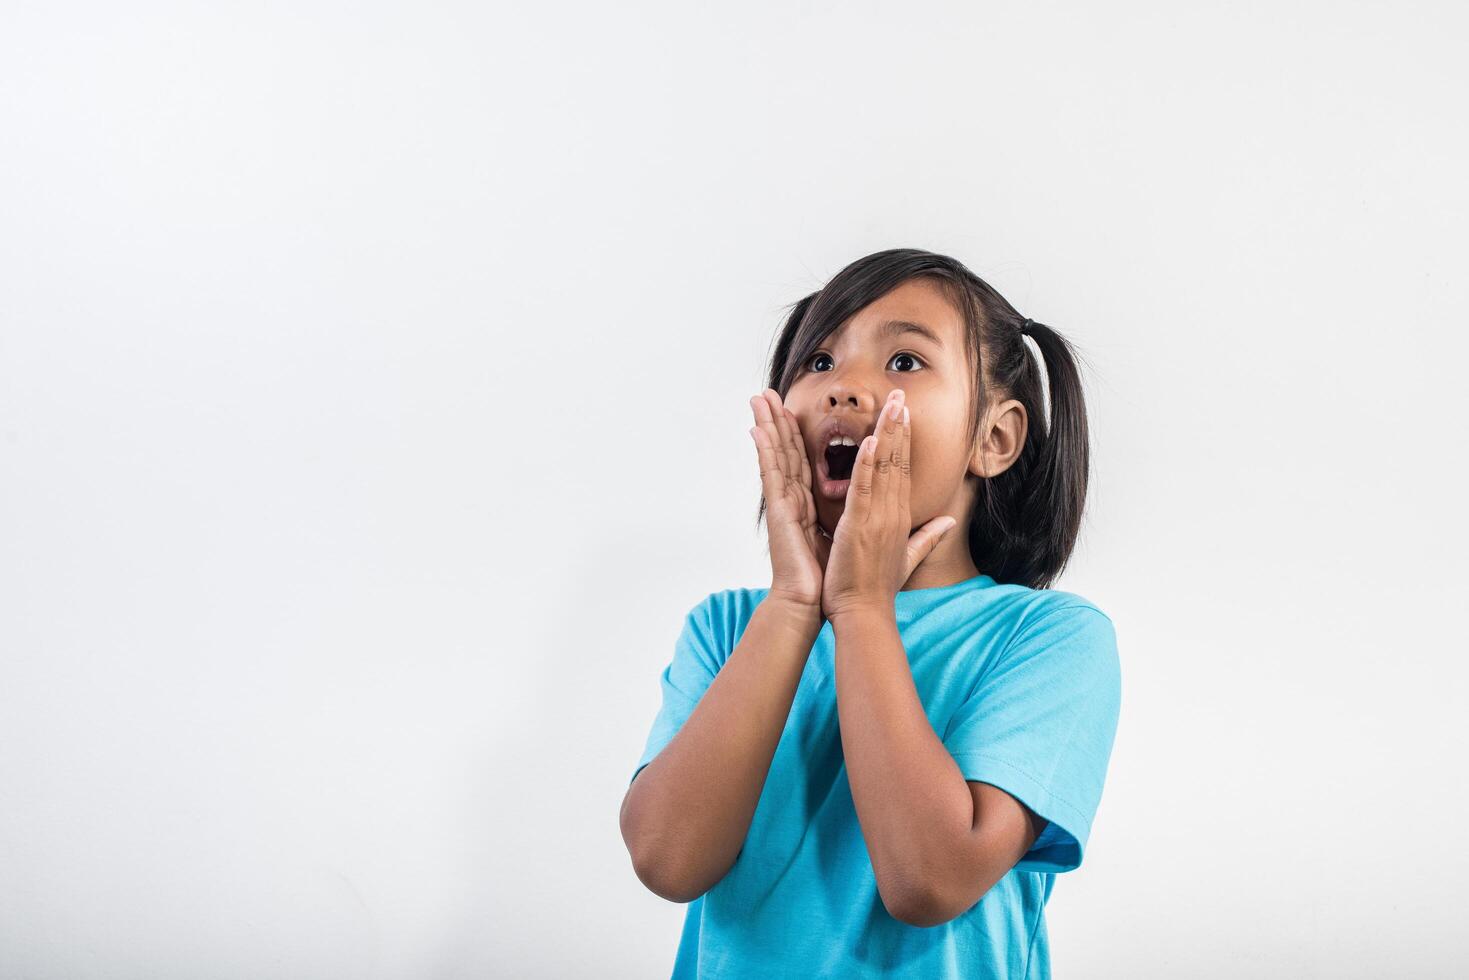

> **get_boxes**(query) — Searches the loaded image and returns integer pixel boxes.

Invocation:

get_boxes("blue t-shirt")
[629,572,1122,979]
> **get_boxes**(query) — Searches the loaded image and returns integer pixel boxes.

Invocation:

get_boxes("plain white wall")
[2,2,1465,977]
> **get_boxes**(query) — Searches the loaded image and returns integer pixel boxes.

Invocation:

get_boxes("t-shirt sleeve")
[940,601,1122,873]
[629,593,724,787]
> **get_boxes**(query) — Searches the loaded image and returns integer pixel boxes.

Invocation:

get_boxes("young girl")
[620,247,1122,979]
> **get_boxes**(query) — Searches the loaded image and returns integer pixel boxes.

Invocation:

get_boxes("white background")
[2,2,1466,978]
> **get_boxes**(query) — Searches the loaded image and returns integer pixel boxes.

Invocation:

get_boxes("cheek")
[908,433,959,486]
[783,393,816,430]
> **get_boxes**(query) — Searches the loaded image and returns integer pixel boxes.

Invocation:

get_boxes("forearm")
[831,606,974,919]
[622,597,822,902]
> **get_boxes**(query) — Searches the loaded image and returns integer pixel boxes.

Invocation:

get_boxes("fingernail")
[902,406,909,424]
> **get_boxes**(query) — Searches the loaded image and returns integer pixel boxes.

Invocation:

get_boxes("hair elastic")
[1020,318,1035,335]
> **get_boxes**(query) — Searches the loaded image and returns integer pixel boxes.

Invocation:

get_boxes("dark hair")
[756,246,1097,590]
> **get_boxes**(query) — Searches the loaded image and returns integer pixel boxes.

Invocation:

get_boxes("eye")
[802,351,926,373]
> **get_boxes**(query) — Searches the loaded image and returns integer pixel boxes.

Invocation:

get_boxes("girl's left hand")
[822,388,960,622]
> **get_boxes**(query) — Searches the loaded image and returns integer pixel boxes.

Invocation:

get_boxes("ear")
[968,398,1028,479]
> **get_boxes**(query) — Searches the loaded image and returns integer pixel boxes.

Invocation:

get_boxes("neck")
[900,530,981,591]
[901,483,981,591]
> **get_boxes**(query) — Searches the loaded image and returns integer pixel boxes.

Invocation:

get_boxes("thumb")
[904,516,960,579]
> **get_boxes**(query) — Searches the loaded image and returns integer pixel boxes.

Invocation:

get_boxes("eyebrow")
[876,319,945,350]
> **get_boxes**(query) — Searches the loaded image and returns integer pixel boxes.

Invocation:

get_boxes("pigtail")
[981,319,1093,590]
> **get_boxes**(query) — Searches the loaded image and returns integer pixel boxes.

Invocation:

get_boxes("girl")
[620,247,1122,979]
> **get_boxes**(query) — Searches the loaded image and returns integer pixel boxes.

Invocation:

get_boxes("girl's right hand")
[749,389,828,613]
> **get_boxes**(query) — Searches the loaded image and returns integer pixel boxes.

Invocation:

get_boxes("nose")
[824,371,892,414]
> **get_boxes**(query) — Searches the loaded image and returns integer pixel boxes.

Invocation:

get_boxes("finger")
[749,425,788,505]
[904,516,959,580]
[872,389,903,499]
[763,389,800,483]
[898,403,911,517]
[750,394,788,484]
[785,407,815,510]
[844,432,877,520]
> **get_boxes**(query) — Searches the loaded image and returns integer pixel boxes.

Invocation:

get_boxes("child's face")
[783,278,1021,542]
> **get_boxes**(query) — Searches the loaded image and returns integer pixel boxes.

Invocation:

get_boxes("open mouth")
[815,441,861,500]
[811,415,880,502]
[824,442,860,481]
